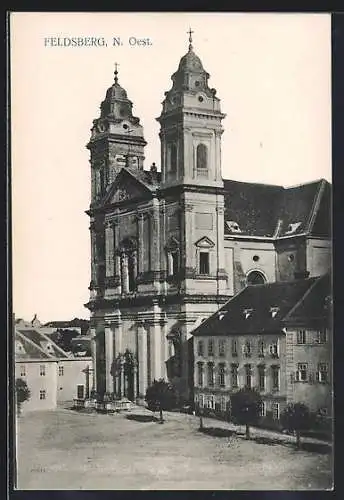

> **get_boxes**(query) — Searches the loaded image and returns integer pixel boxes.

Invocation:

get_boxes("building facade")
[85,33,331,402]
[15,327,93,411]
[192,274,332,425]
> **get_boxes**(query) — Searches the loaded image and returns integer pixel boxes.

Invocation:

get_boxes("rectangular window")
[40,365,46,376]
[272,402,280,420]
[39,390,46,400]
[271,365,280,391]
[258,365,265,391]
[199,252,209,275]
[219,339,226,357]
[199,394,204,408]
[245,364,252,389]
[231,364,238,388]
[197,362,204,387]
[259,401,266,417]
[20,365,26,377]
[297,330,306,344]
[205,395,215,410]
[208,339,214,356]
[258,339,265,357]
[197,340,204,356]
[231,339,238,357]
[218,363,225,387]
[207,363,214,387]
[243,341,251,357]
[317,363,328,383]
[316,329,327,344]
[58,365,64,376]
[269,341,279,358]
[297,363,308,382]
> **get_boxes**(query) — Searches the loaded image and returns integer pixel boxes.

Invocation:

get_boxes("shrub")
[145,379,178,423]
[15,378,30,414]
[280,402,312,448]
[229,388,262,439]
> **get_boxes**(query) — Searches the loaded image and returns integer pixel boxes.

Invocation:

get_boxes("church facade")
[85,34,331,402]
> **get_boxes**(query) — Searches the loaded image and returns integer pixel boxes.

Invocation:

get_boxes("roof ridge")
[284,178,328,189]
[223,178,283,189]
[35,329,70,358]
[16,329,54,359]
[283,276,322,321]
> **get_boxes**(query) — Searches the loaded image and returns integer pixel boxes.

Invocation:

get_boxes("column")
[105,222,115,277]
[90,224,97,283]
[137,213,144,274]
[120,357,125,398]
[183,202,194,273]
[137,322,148,397]
[121,254,129,294]
[105,325,114,394]
[149,300,163,381]
[133,361,138,400]
[150,202,160,272]
[90,327,97,392]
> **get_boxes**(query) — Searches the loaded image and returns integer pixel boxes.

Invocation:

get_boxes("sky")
[11,12,331,323]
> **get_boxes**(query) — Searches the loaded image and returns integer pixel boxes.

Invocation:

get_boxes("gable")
[104,169,152,205]
[195,236,215,248]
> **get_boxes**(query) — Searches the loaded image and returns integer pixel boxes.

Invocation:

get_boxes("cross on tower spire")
[114,62,119,83]
[187,27,194,51]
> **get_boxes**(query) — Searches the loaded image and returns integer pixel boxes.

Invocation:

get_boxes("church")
[85,32,331,403]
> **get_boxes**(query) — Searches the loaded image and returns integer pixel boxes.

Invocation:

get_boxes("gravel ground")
[16,407,333,490]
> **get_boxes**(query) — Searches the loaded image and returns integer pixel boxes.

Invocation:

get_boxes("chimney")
[294,271,310,280]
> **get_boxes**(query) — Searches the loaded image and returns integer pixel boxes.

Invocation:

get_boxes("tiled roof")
[192,276,321,337]
[283,274,331,324]
[16,328,70,359]
[223,178,330,238]
[223,179,283,237]
[15,331,52,360]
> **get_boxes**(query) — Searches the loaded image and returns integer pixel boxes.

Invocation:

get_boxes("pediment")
[195,236,215,248]
[104,169,151,205]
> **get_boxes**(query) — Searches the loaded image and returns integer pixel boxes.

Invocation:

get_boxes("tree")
[145,379,178,423]
[15,378,30,415]
[281,402,312,449]
[230,388,262,439]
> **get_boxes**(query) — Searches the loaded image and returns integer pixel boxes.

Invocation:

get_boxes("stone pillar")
[183,202,194,272]
[133,361,138,400]
[104,325,114,394]
[137,213,144,274]
[121,254,129,294]
[105,222,115,277]
[90,327,97,392]
[137,322,148,397]
[149,300,163,381]
[90,224,97,283]
[120,357,125,398]
[150,202,160,272]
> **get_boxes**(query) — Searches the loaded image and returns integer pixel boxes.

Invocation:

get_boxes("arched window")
[196,143,208,171]
[128,254,136,292]
[247,270,266,285]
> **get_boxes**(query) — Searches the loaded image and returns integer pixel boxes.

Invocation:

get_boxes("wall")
[285,327,332,414]
[306,238,331,277]
[275,238,306,281]
[193,333,287,421]
[15,360,57,412]
[224,239,276,294]
[56,357,93,402]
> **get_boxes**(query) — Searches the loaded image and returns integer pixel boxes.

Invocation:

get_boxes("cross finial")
[187,27,194,51]
[114,62,119,83]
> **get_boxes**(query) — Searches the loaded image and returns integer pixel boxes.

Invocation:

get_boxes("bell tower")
[157,29,225,189]
[87,64,147,205]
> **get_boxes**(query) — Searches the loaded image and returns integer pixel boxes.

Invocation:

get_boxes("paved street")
[16,407,332,490]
